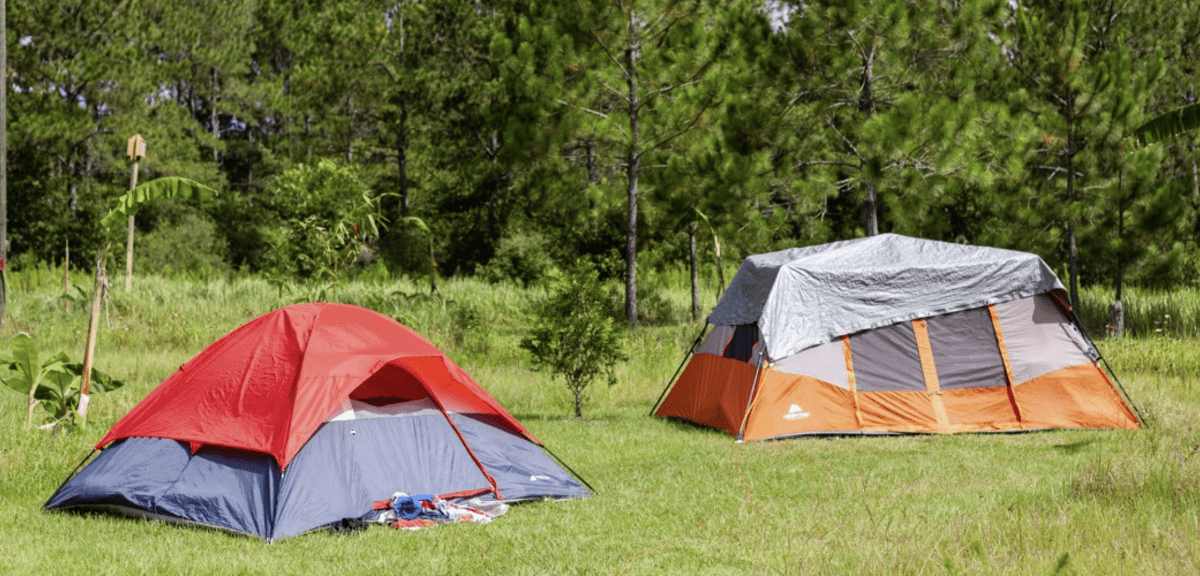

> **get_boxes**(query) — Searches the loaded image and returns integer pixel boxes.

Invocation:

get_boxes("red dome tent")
[47,303,588,540]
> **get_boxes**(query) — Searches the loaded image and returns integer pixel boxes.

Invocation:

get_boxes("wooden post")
[78,243,108,427]
[63,239,70,311]
[124,134,145,292]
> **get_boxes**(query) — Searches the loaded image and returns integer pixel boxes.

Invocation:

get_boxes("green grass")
[2,269,1200,574]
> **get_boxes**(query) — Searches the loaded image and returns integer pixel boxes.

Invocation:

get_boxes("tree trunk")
[68,160,78,213]
[624,9,641,326]
[863,181,879,236]
[1066,97,1080,312]
[1190,139,1199,236]
[586,139,598,184]
[1108,300,1124,339]
[714,231,725,299]
[859,37,879,235]
[398,101,410,215]
[428,237,437,295]
[63,240,70,311]
[689,223,699,321]
[123,159,140,292]
[211,68,220,162]
[0,0,6,330]
[1110,170,1125,339]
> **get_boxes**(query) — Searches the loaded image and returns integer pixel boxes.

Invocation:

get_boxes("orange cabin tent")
[652,234,1139,439]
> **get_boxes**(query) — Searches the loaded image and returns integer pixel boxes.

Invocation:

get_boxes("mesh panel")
[926,307,1008,390]
[850,323,925,392]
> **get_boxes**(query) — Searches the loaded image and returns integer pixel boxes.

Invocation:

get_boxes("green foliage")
[0,333,124,430]
[262,160,385,295]
[135,209,231,280]
[1130,102,1200,146]
[99,177,220,232]
[477,229,558,287]
[520,261,628,418]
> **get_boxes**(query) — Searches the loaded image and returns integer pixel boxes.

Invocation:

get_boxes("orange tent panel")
[856,390,940,432]
[655,354,758,436]
[1012,363,1139,430]
[940,386,1023,431]
[742,372,859,440]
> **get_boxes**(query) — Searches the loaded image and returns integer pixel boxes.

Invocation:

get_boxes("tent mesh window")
[848,322,925,392]
[926,307,1008,390]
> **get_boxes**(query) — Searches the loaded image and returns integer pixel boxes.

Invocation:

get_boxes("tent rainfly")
[46,303,589,541]
[652,234,1139,439]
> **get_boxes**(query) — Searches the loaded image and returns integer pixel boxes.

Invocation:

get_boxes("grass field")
[2,268,1200,575]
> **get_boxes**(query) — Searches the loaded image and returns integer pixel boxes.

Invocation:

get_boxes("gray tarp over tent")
[655,234,1138,440]
[708,234,1066,361]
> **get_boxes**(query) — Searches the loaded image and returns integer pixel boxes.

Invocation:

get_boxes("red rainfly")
[98,303,535,468]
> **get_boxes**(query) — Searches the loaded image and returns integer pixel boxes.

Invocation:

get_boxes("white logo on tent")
[783,404,809,420]
[530,475,553,482]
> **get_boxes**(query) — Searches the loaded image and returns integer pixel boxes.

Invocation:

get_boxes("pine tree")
[7,0,156,262]
[1004,0,1164,310]
[736,0,1007,243]
[546,0,729,325]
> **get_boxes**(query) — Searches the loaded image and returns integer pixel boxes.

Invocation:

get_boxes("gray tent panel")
[452,415,589,501]
[45,437,192,513]
[772,339,849,390]
[46,406,585,542]
[995,295,1095,384]
[849,322,925,393]
[272,413,495,540]
[926,307,1008,390]
[45,438,281,539]
[155,447,281,538]
[694,325,735,357]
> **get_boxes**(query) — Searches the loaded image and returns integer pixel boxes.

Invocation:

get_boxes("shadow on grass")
[1052,439,1096,454]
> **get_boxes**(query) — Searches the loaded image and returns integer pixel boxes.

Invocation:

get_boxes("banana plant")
[401,216,438,295]
[1,333,124,429]
[1129,102,1200,147]
[76,177,217,425]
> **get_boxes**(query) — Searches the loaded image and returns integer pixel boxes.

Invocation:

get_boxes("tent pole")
[1053,293,1147,427]
[649,323,709,417]
[735,359,767,442]
[541,444,597,495]
[42,449,97,510]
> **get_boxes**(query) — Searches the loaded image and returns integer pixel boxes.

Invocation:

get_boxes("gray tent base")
[45,413,588,541]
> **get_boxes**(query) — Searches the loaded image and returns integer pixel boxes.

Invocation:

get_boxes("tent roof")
[708,234,1066,360]
[97,303,534,468]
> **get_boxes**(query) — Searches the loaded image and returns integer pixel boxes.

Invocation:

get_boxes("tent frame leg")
[1052,293,1147,426]
[648,323,709,417]
[542,444,597,495]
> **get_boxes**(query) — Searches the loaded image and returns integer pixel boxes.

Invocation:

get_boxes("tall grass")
[2,267,1199,574]
[1079,285,1200,339]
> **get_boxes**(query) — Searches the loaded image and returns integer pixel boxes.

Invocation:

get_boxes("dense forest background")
[6,0,1199,324]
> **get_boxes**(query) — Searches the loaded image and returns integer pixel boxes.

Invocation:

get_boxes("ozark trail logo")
[783,404,809,420]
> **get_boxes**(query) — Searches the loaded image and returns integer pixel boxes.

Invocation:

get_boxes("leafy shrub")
[0,333,124,430]
[259,160,386,297]
[136,210,231,280]
[520,261,627,418]
[477,230,558,287]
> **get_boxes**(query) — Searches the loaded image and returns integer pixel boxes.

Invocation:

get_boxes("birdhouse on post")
[127,134,146,160]
[123,134,145,293]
